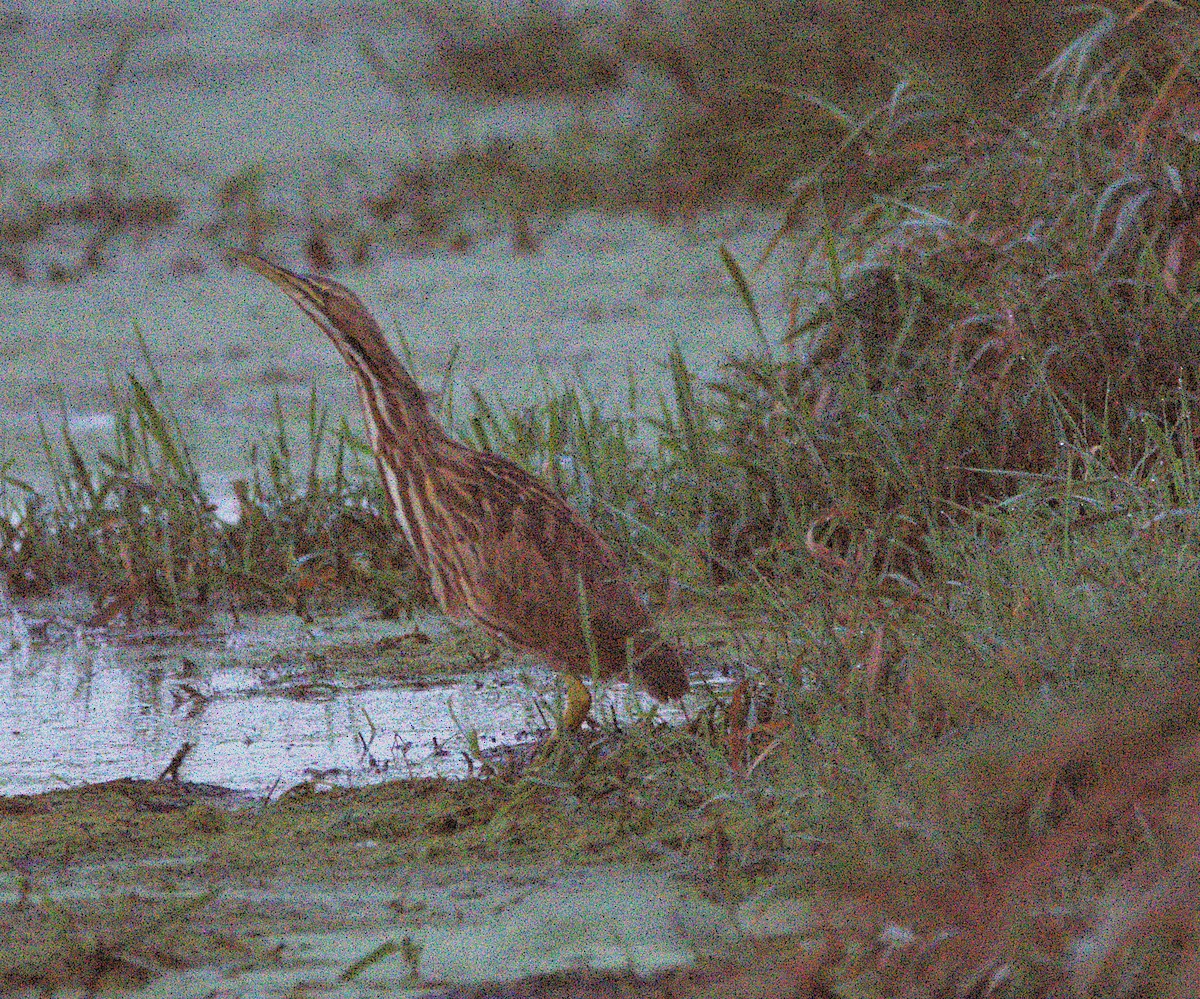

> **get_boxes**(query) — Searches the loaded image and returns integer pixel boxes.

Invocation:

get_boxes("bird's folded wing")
[455,459,650,656]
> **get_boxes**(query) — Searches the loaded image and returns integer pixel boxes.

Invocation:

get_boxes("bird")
[236,252,690,736]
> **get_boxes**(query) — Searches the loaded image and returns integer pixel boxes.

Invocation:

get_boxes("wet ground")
[1,771,819,998]
[0,597,781,997]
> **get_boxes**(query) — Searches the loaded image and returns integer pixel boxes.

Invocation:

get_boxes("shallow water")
[0,852,758,997]
[0,601,710,797]
[0,1,807,509]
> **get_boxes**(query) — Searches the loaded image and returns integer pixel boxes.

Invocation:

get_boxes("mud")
[0,756,809,997]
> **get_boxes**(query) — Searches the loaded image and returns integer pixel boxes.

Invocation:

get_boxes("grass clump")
[627,5,1200,992]
[376,6,1200,991]
[1,890,223,996]
[0,325,429,624]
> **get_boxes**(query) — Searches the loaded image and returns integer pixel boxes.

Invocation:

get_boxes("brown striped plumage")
[237,253,689,731]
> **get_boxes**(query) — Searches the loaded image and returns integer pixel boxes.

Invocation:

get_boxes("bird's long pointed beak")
[234,251,326,313]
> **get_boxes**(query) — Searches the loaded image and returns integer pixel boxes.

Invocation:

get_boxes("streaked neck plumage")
[237,253,446,457]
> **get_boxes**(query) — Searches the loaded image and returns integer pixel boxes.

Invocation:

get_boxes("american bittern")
[237,253,689,733]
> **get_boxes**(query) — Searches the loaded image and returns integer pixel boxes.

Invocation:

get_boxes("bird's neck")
[352,361,448,459]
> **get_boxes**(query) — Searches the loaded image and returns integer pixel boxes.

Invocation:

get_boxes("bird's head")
[237,250,437,405]
[235,251,385,359]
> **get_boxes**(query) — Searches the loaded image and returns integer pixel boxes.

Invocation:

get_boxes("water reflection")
[0,608,701,797]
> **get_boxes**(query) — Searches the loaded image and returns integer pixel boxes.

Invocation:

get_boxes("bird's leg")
[532,674,592,762]
[560,674,592,733]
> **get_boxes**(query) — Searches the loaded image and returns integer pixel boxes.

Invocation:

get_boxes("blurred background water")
[0,0,791,505]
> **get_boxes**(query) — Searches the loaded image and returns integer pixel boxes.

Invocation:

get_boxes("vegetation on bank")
[5,2,1200,996]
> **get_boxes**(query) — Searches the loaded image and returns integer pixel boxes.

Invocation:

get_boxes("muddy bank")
[0,765,815,997]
